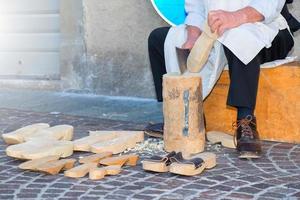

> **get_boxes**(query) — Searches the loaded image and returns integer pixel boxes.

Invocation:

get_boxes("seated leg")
[148,27,170,102]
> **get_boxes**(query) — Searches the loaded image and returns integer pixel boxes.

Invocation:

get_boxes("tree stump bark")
[163,73,205,155]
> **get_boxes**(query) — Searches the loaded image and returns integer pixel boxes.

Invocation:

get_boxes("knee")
[148,27,169,48]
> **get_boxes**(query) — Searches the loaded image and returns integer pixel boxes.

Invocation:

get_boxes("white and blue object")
[150,0,186,26]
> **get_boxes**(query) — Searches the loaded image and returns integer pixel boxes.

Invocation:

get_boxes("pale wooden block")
[6,139,74,160]
[2,123,50,144]
[207,131,235,149]
[99,154,139,167]
[163,73,206,155]
[187,22,218,73]
[19,155,60,170]
[73,132,121,152]
[90,132,144,154]
[79,152,113,164]
[64,163,97,178]
[89,165,122,180]
[36,158,76,175]
[24,125,74,141]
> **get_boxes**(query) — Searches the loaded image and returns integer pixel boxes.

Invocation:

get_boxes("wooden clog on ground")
[89,165,122,180]
[169,152,216,176]
[2,123,50,144]
[64,163,97,178]
[6,139,74,160]
[23,125,74,142]
[142,151,176,173]
[19,155,60,170]
[79,152,113,164]
[207,131,235,149]
[36,158,76,175]
[99,154,139,167]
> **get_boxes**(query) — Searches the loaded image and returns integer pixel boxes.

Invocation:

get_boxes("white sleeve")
[184,0,206,30]
[248,0,285,24]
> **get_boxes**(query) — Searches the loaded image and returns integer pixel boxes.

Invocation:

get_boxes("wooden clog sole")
[169,152,216,176]
[142,160,169,173]
[99,154,139,166]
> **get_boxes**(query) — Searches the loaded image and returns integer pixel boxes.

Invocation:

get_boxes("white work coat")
[164,0,295,99]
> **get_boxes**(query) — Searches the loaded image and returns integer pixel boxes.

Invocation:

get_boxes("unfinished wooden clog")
[169,152,216,176]
[142,151,176,173]
[2,123,50,144]
[73,132,121,151]
[36,158,76,175]
[79,152,113,164]
[89,165,122,180]
[24,125,74,142]
[19,155,60,170]
[207,131,235,149]
[99,154,139,167]
[187,21,218,73]
[64,163,97,178]
[90,132,144,154]
[6,139,74,160]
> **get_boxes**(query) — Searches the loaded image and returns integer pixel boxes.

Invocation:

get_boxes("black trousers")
[148,27,294,110]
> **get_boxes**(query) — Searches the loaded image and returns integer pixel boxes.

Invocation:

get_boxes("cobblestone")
[1,108,300,199]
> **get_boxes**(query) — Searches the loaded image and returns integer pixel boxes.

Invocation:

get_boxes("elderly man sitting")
[148,0,295,158]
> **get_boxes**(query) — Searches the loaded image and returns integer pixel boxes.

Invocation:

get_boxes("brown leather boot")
[234,116,262,159]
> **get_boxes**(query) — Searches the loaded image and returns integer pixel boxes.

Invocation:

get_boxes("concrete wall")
[61,0,166,98]
[60,1,300,98]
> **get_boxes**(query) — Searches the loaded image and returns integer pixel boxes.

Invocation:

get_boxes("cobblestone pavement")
[1,108,300,200]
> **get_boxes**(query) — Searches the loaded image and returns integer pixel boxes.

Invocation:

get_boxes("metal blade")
[176,47,190,74]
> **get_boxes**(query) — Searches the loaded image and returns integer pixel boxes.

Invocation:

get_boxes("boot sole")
[239,151,261,159]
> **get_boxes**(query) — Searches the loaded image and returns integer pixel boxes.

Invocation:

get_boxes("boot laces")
[233,115,255,147]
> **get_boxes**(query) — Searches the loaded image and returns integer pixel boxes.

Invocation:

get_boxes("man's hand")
[182,26,202,50]
[208,10,245,36]
[208,7,264,36]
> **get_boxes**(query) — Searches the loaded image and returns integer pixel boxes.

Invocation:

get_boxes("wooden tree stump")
[163,73,206,155]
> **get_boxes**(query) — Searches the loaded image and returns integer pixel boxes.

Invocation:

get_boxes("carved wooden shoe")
[169,152,216,176]
[79,152,113,164]
[2,123,50,144]
[23,125,74,142]
[19,155,60,170]
[64,163,98,178]
[99,154,139,167]
[89,165,122,180]
[90,132,144,154]
[73,132,121,151]
[6,139,74,160]
[207,131,235,149]
[187,21,218,73]
[36,159,76,175]
[142,151,176,173]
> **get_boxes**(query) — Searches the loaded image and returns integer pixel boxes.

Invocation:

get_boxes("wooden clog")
[169,152,216,176]
[24,125,74,142]
[73,132,121,151]
[142,151,176,173]
[90,132,144,154]
[207,131,235,149]
[64,163,97,178]
[36,159,76,175]
[2,123,50,144]
[6,139,74,160]
[79,152,113,164]
[99,154,139,167]
[89,165,122,180]
[19,155,60,170]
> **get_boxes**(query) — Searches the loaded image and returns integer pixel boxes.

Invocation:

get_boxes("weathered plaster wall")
[60,1,300,98]
[79,0,166,98]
